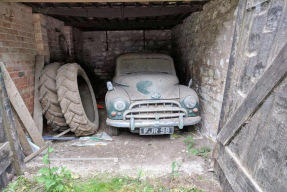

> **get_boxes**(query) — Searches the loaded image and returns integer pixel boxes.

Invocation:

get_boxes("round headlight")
[113,98,126,111]
[184,96,197,108]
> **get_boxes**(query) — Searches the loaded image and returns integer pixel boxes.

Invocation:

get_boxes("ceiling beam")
[9,0,208,2]
[66,20,182,30]
[31,6,201,19]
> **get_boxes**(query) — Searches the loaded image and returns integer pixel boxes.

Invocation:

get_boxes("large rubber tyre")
[39,62,68,131]
[56,63,99,136]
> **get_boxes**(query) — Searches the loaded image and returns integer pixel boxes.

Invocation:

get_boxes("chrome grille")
[123,100,187,120]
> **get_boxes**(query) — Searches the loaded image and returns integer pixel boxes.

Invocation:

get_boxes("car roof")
[116,53,173,63]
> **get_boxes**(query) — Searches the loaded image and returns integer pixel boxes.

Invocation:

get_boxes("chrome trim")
[106,116,201,128]
[128,100,181,110]
[124,100,187,121]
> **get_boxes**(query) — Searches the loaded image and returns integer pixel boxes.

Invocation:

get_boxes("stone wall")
[81,30,172,100]
[172,0,239,140]
[0,3,37,114]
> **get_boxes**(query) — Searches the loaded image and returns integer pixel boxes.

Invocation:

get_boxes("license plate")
[140,127,174,135]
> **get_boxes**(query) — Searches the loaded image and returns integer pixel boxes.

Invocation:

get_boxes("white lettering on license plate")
[140,127,174,135]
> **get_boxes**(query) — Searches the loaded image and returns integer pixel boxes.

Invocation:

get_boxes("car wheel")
[108,126,120,136]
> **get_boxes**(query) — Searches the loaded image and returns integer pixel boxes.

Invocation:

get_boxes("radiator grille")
[123,100,187,120]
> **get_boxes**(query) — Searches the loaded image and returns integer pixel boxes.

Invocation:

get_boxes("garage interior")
[1,0,287,191]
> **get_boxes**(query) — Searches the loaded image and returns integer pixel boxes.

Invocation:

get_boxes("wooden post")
[33,55,45,135]
[0,66,24,176]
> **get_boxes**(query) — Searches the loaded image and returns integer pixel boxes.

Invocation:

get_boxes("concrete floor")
[25,109,222,191]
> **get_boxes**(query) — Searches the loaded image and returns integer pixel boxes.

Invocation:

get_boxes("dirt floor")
[25,109,222,191]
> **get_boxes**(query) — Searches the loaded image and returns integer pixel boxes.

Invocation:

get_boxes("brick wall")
[172,0,239,140]
[33,13,50,63]
[81,30,171,100]
[46,16,73,62]
[0,3,37,114]
[72,28,83,63]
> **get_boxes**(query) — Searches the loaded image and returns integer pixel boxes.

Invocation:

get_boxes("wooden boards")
[0,62,45,147]
[218,42,287,145]
[33,55,44,135]
[14,111,33,156]
[215,146,263,192]
[24,142,51,163]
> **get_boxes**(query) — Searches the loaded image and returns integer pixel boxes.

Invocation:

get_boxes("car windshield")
[116,58,176,76]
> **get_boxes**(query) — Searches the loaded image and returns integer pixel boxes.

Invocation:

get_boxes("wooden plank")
[68,20,181,30]
[215,145,263,192]
[4,0,209,2]
[32,6,201,19]
[0,62,45,147]
[33,55,44,135]
[13,110,33,156]
[0,142,13,175]
[217,0,246,134]
[218,42,287,145]
[24,142,51,163]
[0,77,22,175]
[54,128,71,138]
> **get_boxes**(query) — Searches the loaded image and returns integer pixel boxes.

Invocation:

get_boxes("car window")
[116,58,175,75]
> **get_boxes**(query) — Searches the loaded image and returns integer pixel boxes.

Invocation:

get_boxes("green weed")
[185,136,211,159]
[171,161,182,179]
[36,147,73,192]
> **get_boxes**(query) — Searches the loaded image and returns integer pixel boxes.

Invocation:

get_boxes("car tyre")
[108,126,120,136]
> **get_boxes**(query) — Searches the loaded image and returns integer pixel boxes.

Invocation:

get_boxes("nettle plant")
[184,136,211,159]
[37,148,73,192]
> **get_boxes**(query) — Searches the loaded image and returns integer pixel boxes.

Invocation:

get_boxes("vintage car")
[105,53,201,136]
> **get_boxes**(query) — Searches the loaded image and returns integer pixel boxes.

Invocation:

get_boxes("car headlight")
[113,98,126,111]
[184,96,197,108]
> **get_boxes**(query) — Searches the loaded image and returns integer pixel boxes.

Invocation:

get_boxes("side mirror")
[188,79,192,88]
[107,81,114,91]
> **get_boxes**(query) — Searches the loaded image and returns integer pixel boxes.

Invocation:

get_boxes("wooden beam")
[31,6,201,19]
[67,20,182,30]
[7,0,208,2]
[0,62,45,147]
[24,142,51,163]
[215,146,263,192]
[217,0,245,134]
[33,55,44,135]
[13,109,33,156]
[217,42,287,145]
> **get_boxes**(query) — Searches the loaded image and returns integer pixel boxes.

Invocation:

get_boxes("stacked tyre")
[39,63,99,136]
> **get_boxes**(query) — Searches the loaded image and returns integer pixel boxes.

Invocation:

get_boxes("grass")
[4,175,205,192]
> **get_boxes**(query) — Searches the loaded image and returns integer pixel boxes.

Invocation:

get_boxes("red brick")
[7,34,16,41]
[2,21,11,28]
[9,72,18,79]
[0,47,7,53]
[0,33,7,40]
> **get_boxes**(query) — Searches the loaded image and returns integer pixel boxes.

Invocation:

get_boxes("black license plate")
[140,127,174,135]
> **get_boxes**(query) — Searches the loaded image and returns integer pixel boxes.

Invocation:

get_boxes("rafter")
[31,5,201,19]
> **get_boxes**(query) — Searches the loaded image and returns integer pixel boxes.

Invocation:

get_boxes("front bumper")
[106,116,201,130]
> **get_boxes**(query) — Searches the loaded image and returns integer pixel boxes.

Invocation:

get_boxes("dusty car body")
[105,53,201,135]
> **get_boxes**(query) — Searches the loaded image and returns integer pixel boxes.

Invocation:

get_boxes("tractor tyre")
[39,62,68,131]
[56,63,99,136]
